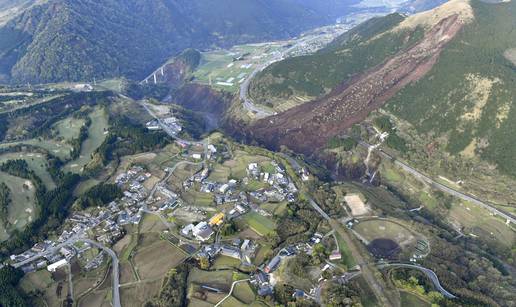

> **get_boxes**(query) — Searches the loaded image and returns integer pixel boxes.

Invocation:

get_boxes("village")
[4,132,356,304]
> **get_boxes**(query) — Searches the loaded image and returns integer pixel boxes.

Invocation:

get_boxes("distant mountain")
[0,0,368,84]
[247,0,516,177]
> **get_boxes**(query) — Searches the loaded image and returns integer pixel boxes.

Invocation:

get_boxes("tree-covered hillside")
[0,0,361,84]
[386,0,516,176]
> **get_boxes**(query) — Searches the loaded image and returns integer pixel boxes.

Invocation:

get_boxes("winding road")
[377,263,456,299]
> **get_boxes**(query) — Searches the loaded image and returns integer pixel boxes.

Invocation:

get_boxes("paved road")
[67,263,74,300]
[278,153,302,173]
[12,232,87,268]
[280,156,399,307]
[239,34,332,118]
[358,141,515,224]
[214,279,250,307]
[308,199,330,220]
[239,63,275,118]
[137,100,208,152]
[82,239,121,307]
[378,263,456,299]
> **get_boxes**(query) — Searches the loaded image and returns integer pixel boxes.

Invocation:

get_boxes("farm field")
[240,211,276,236]
[219,296,248,307]
[120,279,162,307]
[64,107,109,173]
[212,255,242,270]
[20,268,70,307]
[133,239,187,280]
[192,42,283,93]
[232,281,255,304]
[188,268,234,287]
[0,171,37,241]
[0,151,56,189]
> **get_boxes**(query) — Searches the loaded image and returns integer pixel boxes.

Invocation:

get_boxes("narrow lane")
[82,239,121,307]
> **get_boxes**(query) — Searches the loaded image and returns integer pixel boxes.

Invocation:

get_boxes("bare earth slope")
[249,14,466,155]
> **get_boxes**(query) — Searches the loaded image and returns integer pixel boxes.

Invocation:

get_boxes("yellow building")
[209,213,225,226]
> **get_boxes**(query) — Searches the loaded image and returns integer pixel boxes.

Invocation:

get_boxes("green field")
[400,291,431,307]
[220,296,248,307]
[232,281,255,304]
[53,116,86,141]
[252,244,272,266]
[353,219,416,246]
[19,270,53,293]
[97,78,126,92]
[0,138,72,160]
[0,152,55,189]
[448,201,515,247]
[64,107,109,173]
[260,202,287,217]
[193,42,282,93]
[334,232,357,268]
[188,268,234,286]
[241,212,276,236]
[212,255,242,270]
[0,171,37,241]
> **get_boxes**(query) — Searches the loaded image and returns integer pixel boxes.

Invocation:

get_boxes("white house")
[47,259,68,272]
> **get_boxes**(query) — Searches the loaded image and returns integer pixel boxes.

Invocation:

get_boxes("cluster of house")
[181,212,225,242]
[146,116,182,136]
[251,232,343,297]
[196,239,257,266]
[246,162,298,204]
[179,160,300,245]
[9,165,157,274]
[11,241,86,274]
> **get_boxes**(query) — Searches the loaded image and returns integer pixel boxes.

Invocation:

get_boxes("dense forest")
[0,266,26,307]
[0,182,11,225]
[77,183,122,209]
[0,0,362,83]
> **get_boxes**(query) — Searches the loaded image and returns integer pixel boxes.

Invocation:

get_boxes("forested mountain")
[248,0,516,177]
[0,0,367,84]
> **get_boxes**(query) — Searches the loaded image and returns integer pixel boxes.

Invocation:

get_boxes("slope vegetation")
[0,0,361,84]
[248,7,468,155]
[386,0,516,176]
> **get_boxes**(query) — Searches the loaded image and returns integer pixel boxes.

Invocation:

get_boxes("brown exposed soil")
[153,60,190,89]
[169,84,233,130]
[244,15,464,156]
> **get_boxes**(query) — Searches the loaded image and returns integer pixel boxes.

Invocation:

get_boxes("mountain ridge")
[0,0,365,84]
